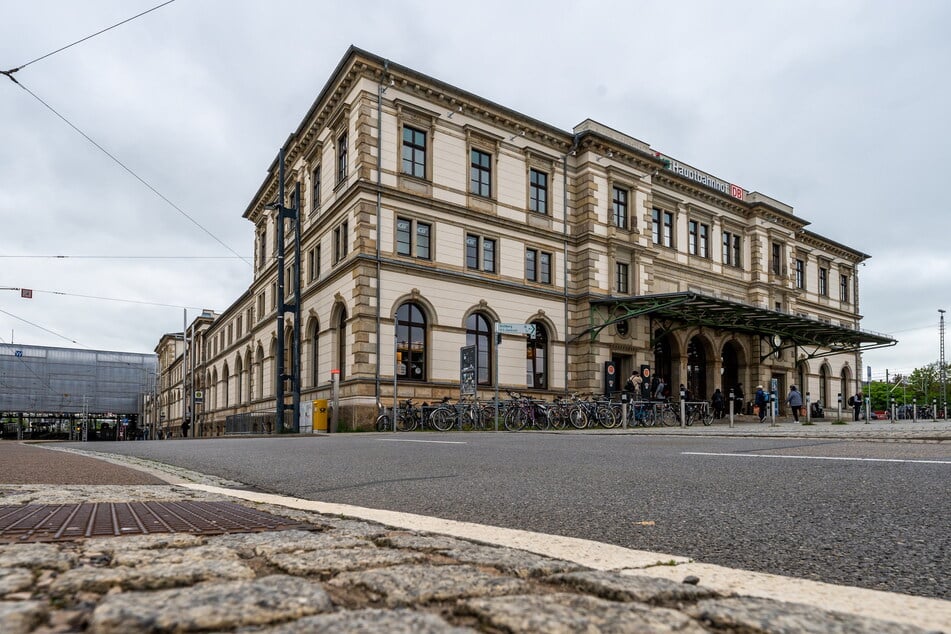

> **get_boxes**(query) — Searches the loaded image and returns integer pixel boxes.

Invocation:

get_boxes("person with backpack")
[754,385,768,423]
[786,385,803,423]
[712,388,725,419]
[849,391,863,421]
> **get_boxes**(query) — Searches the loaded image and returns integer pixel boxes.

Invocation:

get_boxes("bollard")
[806,392,811,424]
[837,393,842,422]
[913,398,917,423]
[728,389,735,428]
[680,387,686,428]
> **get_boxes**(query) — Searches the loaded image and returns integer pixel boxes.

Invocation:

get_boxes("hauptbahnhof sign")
[655,153,745,200]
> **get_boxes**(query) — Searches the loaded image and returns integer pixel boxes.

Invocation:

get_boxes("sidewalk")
[0,441,947,633]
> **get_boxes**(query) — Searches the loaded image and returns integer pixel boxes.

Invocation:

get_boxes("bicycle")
[683,401,714,426]
[375,398,424,431]
[502,392,552,431]
[429,396,488,431]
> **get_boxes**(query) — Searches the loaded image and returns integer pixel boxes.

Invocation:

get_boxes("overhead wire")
[0,255,246,260]
[0,286,208,310]
[0,309,87,349]
[2,0,251,266]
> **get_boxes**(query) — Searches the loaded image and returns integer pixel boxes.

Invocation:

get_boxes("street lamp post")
[940,309,946,420]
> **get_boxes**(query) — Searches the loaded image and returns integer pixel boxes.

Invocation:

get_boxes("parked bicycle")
[375,398,425,431]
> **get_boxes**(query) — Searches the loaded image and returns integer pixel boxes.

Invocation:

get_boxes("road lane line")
[683,452,950,464]
[379,438,467,445]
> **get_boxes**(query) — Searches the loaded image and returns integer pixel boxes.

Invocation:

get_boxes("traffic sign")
[496,323,536,336]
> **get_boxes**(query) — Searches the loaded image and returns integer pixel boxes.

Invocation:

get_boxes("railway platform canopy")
[586,292,896,361]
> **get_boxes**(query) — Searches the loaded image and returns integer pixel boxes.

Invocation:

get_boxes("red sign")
[20,288,32,299]
[730,184,745,199]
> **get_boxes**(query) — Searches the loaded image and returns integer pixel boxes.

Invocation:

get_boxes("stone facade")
[155,47,871,432]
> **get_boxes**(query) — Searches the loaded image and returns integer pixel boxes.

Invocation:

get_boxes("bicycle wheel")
[568,406,588,429]
[532,406,551,430]
[479,403,497,429]
[396,411,417,432]
[658,405,677,427]
[430,407,455,432]
[548,407,567,430]
[375,414,391,432]
[701,408,714,426]
[684,406,695,427]
[595,404,619,428]
[503,408,527,431]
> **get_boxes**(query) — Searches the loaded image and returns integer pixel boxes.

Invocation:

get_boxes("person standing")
[181,419,190,438]
[712,388,725,419]
[654,377,667,400]
[734,383,745,415]
[850,391,863,421]
[754,385,767,423]
[624,372,642,397]
[786,385,803,423]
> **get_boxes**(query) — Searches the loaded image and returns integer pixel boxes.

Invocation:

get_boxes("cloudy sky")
[1,0,949,379]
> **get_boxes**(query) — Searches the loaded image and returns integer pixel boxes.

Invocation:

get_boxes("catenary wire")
[0,255,246,260]
[9,80,251,265]
[0,286,207,310]
[2,0,177,75]
[0,308,87,348]
[0,334,58,392]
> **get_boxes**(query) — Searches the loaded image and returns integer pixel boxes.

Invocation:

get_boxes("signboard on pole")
[496,323,536,336]
[460,345,477,396]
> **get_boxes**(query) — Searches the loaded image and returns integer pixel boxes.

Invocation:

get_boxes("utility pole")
[940,309,946,419]
[270,148,302,433]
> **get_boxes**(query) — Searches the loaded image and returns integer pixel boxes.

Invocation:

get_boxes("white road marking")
[378,438,467,445]
[683,451,950,464]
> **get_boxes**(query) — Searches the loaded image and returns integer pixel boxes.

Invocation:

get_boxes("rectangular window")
[539,252,551,284]
[258,227,266,268]
[466,234,479,269]
[732,234,741,267]
[651,209,661,244]
[529,169,548,214]
[401,126,426,178]
[307,247,316,283]
[467,234,496,273]
[615,262,629,294]
[483,238,496,273]
[236,316,242,337]
[312,164,321,211]
[470,149,491,197]
[612,187,628,229]
[795,259,805,289]
[818,266,828,296]
[337,133,348,184]
[840,274,849,302]
[688,221,698,255]
[699,224,709,258]
[662,211,673,248]
[526,248,537,282]
[771,242,782,275]
[396,217,431,259]
[333,221,349,264]
[270,282,277,310]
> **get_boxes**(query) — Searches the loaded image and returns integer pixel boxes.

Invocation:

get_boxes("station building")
[157,47,894,433]
[0,342,156,439]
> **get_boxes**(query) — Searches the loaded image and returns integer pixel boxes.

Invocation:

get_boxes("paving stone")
[0,543,77,571]
[440,544,582,578]
[51,558,254,595]
[0,567,34,594]
[82,533,205,553]
[0,600,46,634]
[207,529,368,556]
[460,593,708,633]
[685,596,940,634]
[90,574,332,634]
[317,517,392,539]
[377,532,480,551]
[545,570,721,605]
[110,544,240,566]
[329,563,530,607]
[267,546,427,577]
[240,608,477,633]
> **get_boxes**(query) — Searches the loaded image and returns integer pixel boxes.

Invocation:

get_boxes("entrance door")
[771,373,785,415]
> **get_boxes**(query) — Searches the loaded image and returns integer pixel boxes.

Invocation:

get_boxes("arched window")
[526,322,548,389]
[819,365,830,407]
[396,302,427,382]
[211,369,219,409]
[466,312,492,385]
[336,310,347,380]
[235,356,243,405]
[309,319,320,387]
[222,364,230,408]
[283,328,294,393]
[255,346,265,400]
[840,367,851,400]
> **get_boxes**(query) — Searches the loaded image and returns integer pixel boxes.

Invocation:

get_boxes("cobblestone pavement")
[0,479,947,634]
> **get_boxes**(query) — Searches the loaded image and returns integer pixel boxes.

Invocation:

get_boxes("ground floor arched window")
[819,365,830,407]
[396,302,427,382]
[466,312,492,385]
[527,322,548,389]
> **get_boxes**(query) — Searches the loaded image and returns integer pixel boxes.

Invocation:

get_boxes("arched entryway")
[653,330,674,396]
[686,335,714,399]
[721,340,743,395]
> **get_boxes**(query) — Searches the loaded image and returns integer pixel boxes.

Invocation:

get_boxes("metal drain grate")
[0,501,313,543]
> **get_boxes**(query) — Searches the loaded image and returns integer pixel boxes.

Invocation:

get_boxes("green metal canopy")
[586,292,896,360]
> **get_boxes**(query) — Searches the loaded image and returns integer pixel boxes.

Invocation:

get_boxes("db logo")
[730,184,745,199]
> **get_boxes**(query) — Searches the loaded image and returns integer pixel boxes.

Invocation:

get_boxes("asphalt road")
[58,432,950,600]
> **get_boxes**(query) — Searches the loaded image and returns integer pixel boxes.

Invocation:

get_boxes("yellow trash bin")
[313,400,329,432]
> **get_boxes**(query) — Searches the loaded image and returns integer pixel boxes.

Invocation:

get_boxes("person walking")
[734,383,745,415]
[754,385,767,423]
[786,385,803,423]
[850,391,863,421]
[712,388,725,419]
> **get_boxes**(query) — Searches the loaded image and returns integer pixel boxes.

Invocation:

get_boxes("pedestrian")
[786,385,803,422]
[734,383,745,415]
[849,391,863,421]
[754,385,767,423]
[654,377,666,400]
[712,388,725,419]
[181,419,190,438]
[624,372,642,397]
